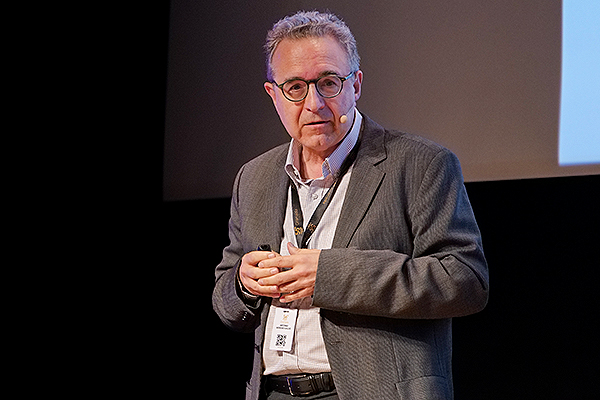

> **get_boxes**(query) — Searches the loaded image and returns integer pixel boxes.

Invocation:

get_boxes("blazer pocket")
[395,375,450,400]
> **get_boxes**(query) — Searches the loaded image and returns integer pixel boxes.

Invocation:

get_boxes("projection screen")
[163,0,600,200]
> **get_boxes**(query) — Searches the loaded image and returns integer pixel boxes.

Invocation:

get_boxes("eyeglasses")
[272,71,356,102]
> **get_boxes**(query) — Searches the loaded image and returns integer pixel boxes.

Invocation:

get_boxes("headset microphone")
[339,106,354,124]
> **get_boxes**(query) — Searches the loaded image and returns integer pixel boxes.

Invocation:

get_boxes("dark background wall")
[138,2,599,399]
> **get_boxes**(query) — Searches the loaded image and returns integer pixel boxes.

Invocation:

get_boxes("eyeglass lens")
[282,76,343,101]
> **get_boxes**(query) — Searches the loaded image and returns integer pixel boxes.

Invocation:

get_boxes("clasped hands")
[239,242,321,303]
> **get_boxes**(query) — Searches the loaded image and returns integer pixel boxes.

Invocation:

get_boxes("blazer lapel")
[333,115,387,248]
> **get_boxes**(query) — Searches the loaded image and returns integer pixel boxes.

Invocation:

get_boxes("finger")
[243,250,277,267]
[241,251,278,279]
[242,265,280,280]
[277,270,316,295]
[280,287,314,303]
[258,254,295,270]
[243,279,281,298]
[277,279,304,294]
[258,269,295,287]
[239,268,281,297]
[287,241,300,255]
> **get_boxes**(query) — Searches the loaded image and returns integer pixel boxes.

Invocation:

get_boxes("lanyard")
[290,138,361,249]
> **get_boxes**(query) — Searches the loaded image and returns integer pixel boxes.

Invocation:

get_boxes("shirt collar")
[285,108,362,184]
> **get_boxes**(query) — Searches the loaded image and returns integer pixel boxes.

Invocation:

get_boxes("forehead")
[270,35,350,82]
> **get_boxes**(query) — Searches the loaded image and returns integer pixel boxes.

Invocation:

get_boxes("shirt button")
[312,193,319,200]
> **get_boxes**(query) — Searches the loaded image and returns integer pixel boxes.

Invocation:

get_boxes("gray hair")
[264,10,360,81]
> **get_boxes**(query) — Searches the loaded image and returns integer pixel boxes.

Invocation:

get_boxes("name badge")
[268,307,298,352]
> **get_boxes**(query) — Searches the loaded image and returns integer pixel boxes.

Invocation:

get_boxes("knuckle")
[240,263,253,277]
[242,252,252,262]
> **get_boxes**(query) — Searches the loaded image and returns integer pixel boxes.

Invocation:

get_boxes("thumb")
[287,241,300,255]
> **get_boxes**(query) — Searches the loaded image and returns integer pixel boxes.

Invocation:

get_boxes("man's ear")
[353,70,363,102]
[264,82,277,105]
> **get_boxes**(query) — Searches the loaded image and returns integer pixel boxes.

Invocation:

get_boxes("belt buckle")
[285,376,294,396]
[285,375,313,396]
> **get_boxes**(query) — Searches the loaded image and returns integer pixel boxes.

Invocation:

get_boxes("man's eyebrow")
[319,70,340,77]
[281,70,342,82]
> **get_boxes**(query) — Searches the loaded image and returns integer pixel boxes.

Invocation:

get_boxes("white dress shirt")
[262,109,362,376]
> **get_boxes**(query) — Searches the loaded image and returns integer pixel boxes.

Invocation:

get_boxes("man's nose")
[304,83,326,111]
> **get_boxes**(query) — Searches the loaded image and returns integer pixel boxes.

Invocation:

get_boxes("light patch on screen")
[559,0,600,166]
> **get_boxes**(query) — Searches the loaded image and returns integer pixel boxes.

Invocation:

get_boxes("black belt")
[265,372,335,396]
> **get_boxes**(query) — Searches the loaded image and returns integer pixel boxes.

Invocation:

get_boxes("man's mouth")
[305,121,328,126]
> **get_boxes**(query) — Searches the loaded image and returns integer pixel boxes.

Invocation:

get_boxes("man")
[213,10,489,400]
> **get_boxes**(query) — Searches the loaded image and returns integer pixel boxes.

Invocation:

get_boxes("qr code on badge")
[275,334,287,348]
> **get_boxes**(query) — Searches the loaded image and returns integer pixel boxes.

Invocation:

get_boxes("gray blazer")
[213,114,489,400]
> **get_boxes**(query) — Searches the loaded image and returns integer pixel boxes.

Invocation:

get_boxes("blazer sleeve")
[313,149,489,319]
[212,165,264,332]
